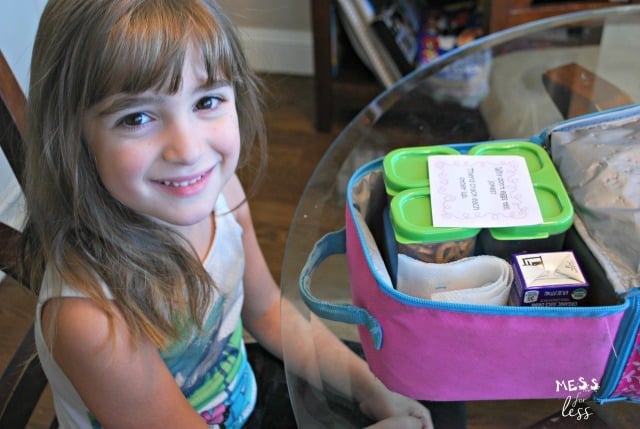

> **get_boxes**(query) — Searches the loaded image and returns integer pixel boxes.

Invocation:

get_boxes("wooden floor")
[242,72,382,283]
[3,72,640,428]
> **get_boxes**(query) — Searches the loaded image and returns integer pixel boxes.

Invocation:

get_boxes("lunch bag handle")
[299,228,383,349]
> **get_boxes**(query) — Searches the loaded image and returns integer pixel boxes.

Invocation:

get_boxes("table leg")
[311,0,334,132]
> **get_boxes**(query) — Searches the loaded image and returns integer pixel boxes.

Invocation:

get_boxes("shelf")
[311,0,639,132]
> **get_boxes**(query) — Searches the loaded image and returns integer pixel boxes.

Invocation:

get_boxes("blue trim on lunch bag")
[299,105,640,403]
[450,105,640,154]
[548,104,640,403]
[299,228,384,349]
[535,104,640,148]
[593,291,640,404]
[345,160,629,319]
[300,105,640,353]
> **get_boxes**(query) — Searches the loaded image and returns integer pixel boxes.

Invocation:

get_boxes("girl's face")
[83,48,240,231]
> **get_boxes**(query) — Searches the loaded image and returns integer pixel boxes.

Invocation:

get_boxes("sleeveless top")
[34,194,257,428]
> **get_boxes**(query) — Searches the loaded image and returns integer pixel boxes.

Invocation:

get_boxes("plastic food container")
[468,141,574,259]
[390,187,480,263]
[383,145,461,199]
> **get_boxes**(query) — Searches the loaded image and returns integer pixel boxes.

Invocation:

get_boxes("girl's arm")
[42,298,209,429]
[224,175,432,429]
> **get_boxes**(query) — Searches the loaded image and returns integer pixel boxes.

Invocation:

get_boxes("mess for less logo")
[555,377,599,421]
[555,377,599,393]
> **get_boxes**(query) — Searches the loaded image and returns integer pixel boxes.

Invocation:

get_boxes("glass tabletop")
[280,6,640,428]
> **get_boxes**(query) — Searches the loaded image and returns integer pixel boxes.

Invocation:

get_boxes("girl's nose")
[162,119,204,164]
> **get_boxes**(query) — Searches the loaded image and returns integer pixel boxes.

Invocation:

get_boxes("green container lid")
[469,141,574,240]
[383,146,460,197]
[468,140,547,173]
[487,185,574,240]
[390,187,480,244]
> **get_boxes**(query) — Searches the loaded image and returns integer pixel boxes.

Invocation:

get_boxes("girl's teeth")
[162,175,203,187]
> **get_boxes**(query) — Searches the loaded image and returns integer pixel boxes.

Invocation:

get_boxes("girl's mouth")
[155,167,214,196]
[161,174,205,188]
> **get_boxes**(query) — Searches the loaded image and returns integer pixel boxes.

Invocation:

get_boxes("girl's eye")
[118,112,152,128]
[195,96,221,111]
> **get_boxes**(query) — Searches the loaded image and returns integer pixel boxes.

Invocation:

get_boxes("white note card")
[428,155,543,228]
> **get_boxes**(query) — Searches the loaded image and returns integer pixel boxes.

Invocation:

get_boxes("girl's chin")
[148,208,215,230]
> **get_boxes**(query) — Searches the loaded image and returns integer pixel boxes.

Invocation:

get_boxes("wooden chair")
[0,50,57,429]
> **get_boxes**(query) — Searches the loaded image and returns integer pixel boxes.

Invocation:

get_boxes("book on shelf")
[335,0,403,88]
[335,1,485,88]
[371,0,422,76]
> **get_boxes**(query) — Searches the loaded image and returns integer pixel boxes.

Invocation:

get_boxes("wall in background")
[0,0,313,92]
[218,0,314,75]
[218,0,310,32]
[0,0,46,93]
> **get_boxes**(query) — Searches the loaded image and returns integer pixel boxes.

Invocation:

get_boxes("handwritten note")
[428,155,543,228]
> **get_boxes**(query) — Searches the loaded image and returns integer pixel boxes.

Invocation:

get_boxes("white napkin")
[397,254,513,305]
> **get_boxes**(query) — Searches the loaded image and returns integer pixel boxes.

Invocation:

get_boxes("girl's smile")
[153,167,214,196]
[82,48,241,235]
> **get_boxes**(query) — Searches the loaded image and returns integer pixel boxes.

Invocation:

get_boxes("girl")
[20,0,434,428]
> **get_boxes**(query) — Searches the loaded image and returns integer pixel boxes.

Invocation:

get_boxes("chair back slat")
[0,51,26,139]
[0,51,26,183]
[0,223,20,282]
[0,48,57,428]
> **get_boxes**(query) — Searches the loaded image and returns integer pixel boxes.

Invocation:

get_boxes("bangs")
[89,0,237,104]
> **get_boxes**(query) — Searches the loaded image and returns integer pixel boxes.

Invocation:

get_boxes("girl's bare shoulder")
[42,297,126,361]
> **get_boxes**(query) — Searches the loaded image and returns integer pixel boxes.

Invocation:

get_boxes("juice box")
[510,251,589,307]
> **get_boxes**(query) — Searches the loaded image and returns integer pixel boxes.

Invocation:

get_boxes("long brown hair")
[21,0,266,347]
